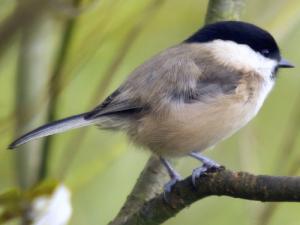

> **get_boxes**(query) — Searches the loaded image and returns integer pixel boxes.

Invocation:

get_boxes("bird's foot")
[163,173,181,202]
[160,157,182,203]
[191,163,220,186]
[189,152,221,187]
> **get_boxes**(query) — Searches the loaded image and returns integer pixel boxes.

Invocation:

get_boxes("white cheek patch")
[255,54,277,81]
[203,40,276,117]
[204,40,278,81]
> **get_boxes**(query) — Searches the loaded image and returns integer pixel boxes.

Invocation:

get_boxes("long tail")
[8,112,95,149]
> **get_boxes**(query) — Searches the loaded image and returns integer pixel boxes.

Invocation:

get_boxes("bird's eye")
[261,49,270,56]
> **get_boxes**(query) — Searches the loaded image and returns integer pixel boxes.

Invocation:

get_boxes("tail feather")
[8,112,94,149]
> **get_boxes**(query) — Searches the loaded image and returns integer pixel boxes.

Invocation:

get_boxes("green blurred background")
[0,0,300,224]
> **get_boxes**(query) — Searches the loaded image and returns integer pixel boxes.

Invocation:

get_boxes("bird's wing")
[85,44,243,119]
[84,87,145,119]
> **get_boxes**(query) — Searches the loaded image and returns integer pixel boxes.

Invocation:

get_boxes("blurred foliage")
[0,180,60,224]
[0,0,300,224]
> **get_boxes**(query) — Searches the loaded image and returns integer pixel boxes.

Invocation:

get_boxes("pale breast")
[132,72,274,157]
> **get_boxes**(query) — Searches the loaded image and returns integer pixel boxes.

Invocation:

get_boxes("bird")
[9,21,294,194]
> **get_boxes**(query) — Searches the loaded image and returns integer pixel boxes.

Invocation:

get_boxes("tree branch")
[108,156,170,225]
[120,168,300,225]
[205,0,245,24]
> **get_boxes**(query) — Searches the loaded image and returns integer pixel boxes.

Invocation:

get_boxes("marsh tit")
[9,21,294,193]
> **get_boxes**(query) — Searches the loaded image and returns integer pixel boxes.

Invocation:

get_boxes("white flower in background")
[30,184,72,225]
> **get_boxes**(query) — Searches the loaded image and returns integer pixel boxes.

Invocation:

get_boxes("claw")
[191,163,221,186]
[164,176,180,193]
[191,166,208,186]
[189,152,221,187]
[163,175,181,203]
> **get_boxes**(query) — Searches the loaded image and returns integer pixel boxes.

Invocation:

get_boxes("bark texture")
[119,168,300,225]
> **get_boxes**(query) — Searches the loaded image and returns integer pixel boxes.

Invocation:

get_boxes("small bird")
[9,21,294,193]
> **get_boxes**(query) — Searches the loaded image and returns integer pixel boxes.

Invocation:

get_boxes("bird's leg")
[189,151,221,186]
[160,157,181,196]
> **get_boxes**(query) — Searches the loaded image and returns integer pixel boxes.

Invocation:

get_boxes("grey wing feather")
[84,89,144,119]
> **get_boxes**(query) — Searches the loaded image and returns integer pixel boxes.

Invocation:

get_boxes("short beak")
[278,58,294,68]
